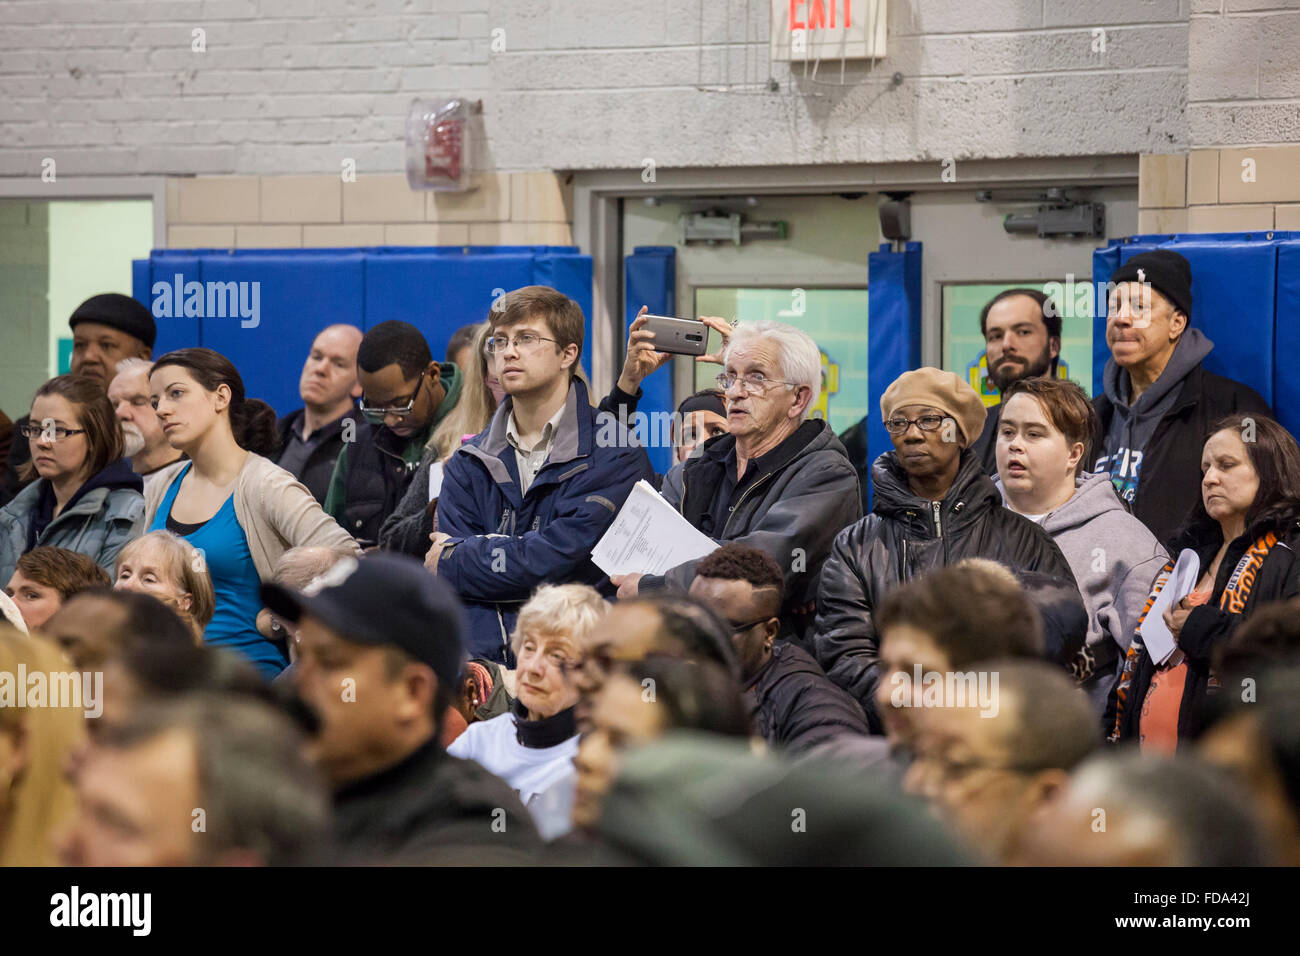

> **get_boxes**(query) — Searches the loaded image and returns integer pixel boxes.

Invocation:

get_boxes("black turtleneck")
[512,698,577,749]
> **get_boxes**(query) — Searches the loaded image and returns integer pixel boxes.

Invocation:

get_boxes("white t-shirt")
[447,712,578,839]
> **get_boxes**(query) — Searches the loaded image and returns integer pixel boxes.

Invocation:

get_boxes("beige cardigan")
[143,452,361,583]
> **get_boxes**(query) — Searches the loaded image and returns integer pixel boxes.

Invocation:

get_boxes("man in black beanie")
[1092,249,1269,546]
[0,293,157,506]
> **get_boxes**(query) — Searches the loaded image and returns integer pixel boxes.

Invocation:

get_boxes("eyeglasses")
[729,617,774,635]
[883,414,948,435]
[21,423,87,442]
[715,372,799,395]
[484,332,558,355]
[359,370,427,424]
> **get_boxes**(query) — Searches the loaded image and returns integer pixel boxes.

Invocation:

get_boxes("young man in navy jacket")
[429,286,654,663]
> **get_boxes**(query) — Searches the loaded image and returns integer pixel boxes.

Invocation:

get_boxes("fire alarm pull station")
[406,98,481,191]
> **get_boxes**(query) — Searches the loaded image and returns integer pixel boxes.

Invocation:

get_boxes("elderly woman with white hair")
[447,582,605,840]
[612,319,861,645]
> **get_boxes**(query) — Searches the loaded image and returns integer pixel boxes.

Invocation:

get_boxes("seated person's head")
[265,546,357,661]
[1193,666,1300,866]
[0,626,86,865]
[444,322,482,374]
[512,584,605,721]
[902,659,1098,863]
[97,641,314,741]
[486,286,584,396]
[19,374,123,488]
[356,321,441,438]
[875,561,1044,748]
[575,593,739,723]
[6,546,110,631]
[113,531,214,642]
[261,553,465,789]
[880,368,987,486]
[674,389,729,463]
[1011,751,1271,866]
[689,544,785,682]
[573,653,752,831]
[41,587,196,670]
[716,321,818,446]
[996,377,1097,506]
[58,692,328,867]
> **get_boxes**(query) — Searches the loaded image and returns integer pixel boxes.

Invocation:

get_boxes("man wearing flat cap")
[262,551,540,863]
[1093,249,1269,546]
[813,367,1082,731]
[1,293,157,506]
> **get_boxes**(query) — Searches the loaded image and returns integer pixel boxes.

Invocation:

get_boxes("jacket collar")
[459,378,590,491]
[871,448,1002,533]
[333,733,442,802]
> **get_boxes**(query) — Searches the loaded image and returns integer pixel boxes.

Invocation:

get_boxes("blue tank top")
[150,463,286,679]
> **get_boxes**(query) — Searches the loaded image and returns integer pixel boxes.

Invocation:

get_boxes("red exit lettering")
[790,0,852,30]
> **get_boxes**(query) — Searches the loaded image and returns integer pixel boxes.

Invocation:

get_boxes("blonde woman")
[114,530,215,644]
[447,583,604,840]
[0,627,85,865]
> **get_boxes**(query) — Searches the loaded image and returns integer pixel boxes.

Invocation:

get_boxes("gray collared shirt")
[505,402,566,494]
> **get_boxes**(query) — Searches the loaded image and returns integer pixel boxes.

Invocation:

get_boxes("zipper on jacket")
[723,472,774,538]
[931,500,942,538]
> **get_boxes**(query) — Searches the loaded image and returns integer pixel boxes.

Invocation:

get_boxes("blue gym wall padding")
[134,246,592,421]
[624,246,677,476]
[867,241,923,502]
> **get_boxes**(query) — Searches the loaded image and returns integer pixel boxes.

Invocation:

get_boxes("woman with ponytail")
[143,348,359,677]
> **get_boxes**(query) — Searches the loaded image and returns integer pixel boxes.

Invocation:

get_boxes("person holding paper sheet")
[1110,413,1300,750]
[429,287,654,664]
[614,320,861,646]
[995,377,1169,715]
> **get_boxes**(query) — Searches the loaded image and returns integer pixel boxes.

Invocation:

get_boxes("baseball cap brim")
[260,582,389,650]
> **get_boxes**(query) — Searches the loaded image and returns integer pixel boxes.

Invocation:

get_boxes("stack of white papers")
[592,480,719,577]
[1139,548,1202,665]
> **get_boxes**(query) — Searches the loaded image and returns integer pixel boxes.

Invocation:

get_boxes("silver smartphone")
[641,314,709,356]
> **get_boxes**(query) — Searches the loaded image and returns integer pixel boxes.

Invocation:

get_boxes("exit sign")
[771,0,887,61]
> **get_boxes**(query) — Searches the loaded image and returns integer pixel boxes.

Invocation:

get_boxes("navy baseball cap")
[261,552,466,686]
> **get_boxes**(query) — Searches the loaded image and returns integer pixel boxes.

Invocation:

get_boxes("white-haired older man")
[107,357,183,480]
[612,320,861,645]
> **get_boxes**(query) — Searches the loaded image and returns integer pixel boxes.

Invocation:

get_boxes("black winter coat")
[331,737,540,864]
[271,408,353,505]
[1094,364,1269,550]
[746,642,870,753]
[813,449,1081,730]
[1111,516,1300,746]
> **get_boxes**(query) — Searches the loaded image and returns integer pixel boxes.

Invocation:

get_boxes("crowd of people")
[0,247,1297,866]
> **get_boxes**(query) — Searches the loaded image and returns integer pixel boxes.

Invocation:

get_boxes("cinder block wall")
[1141,2,1300,235]
[1,0,1191,180]
[165,170,573,248]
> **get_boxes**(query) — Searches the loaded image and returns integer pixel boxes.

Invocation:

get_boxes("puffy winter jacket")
[746,642,870,753]
[434,377,654,663]
[0,459,144,584]
[813,448,1081,729]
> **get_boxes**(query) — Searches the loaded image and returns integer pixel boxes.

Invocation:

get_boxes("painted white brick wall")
[1189,0,1300,147]
[0,0,1255,180]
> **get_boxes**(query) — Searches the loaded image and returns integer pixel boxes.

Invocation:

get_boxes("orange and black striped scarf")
[1108,530,1277,741]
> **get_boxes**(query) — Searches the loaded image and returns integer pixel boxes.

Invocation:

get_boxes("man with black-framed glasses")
[323,320,462,547]
[689,543,868,753]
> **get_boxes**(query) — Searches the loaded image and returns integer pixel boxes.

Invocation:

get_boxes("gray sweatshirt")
[1095,328,1213,505]
[1000,472,1169,712]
